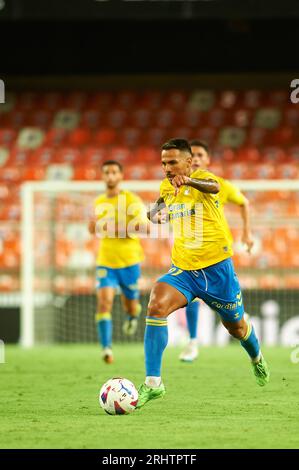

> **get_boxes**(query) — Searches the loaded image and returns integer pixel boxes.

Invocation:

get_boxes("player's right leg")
[137,274,192,409]
[118,263,142,336]
[179,299,200,362]
[95,267,117,364]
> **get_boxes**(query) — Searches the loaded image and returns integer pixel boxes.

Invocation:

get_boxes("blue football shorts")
[96,263,141,300]
[157,258,244,322]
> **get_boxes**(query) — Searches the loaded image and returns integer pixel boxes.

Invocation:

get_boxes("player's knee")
[98,300,113,312]
[226,324,247,339]
[147,299,168,318]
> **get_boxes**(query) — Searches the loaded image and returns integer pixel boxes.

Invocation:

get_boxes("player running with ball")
[137,139,269,408]
[89,160,147,364]
[179,139,254,362]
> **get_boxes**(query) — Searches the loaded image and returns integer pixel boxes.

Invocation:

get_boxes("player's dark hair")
[102,160,123,172]
[189,139,210,154]
[161,138,192,155]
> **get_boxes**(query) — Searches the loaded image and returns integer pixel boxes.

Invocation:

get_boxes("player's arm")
[239,198,254,254]
[88,218,96,235]
[171,175,220,195]
[147,196,168,224]
[225,180,254,254]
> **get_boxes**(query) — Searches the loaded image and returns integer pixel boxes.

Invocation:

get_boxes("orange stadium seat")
[233,109,253,127]
[130,108,153,128]
[30,147,55,166]
[246,128,267,146]
[207,108,229,127]
[154,109,176,128]
[106,109,128,129]
[67,128,92,147]
[275,163,299,179]
[93,128,117,146]
[0,167,22,183]
[218,90,240,109]
[133,146,160,164]
[163,91,187,110]
[106,146,132,163]
[119,128,142,147]
[88,92,114,110]
[196,126,218,142]
[64,92,88,110]
[139,91,163,109]
[53,147,82,165]
[73,166,100,180]
[0,128,17,146]
[22,167,46,181]
[81,109,102,129]
[44,128,69,147]
[242,90,262,108]
[283,107,299,127]
[260,147,286,163]
[40,92,65,111]
[82,147,106,165]
[116,91,137,109]
[180,109,201,128]
[144,128,167,146]
[124,165,148,180]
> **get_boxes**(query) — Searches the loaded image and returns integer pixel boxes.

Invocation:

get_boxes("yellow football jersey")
[217,177,246,242]
[218,177,246,207]
[160,169,233,270]
[94,190,146,268]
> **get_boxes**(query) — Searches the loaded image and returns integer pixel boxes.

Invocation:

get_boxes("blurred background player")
[137,139,269,409]
[88,160,146,364]
[179,139,254,363]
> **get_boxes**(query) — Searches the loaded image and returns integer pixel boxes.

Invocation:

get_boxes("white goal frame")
[20,179,299,347]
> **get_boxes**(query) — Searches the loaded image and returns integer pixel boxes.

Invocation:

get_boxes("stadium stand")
[0,89,298,292]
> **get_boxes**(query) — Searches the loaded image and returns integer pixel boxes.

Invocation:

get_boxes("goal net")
[20,179,299,347]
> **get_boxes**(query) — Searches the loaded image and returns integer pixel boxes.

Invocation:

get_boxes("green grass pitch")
[1,344,299,449]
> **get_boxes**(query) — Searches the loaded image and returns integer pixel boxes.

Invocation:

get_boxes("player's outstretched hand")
[171,175,191,195]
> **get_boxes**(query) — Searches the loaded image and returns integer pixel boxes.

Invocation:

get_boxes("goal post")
[20,179,299,347]
[20,180,160,347]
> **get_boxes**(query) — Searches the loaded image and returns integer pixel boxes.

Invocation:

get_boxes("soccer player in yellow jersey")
[137,139,269,408]
[179,139,254,362]
[88,160,146,364]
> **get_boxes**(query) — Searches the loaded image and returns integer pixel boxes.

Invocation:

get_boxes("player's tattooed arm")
[171,175,220,195]
[147,197,168,224]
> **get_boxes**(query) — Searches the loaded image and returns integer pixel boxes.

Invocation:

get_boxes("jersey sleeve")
[221,179,246,206]
[191,169,219,181]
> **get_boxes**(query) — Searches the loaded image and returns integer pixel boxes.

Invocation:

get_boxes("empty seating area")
[0,89,298,292]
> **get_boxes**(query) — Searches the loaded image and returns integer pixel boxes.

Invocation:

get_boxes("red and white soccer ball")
[99,378,138,415]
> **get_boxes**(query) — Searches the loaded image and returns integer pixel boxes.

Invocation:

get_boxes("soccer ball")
[99,377,138,415]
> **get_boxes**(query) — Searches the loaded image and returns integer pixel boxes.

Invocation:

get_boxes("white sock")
[190,338,198,347]
[145,376,162,388]
[252,352,261,364]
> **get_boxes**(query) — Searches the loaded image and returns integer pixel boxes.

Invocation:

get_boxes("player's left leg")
[95,266,118,363]
[118,263,142,336]
[222,317,270,386]
[201,258,270,386]
[179,299,200,362]
[121,296,142,336]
